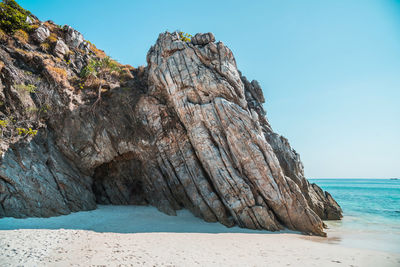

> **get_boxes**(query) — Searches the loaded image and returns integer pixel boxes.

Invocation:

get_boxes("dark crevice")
[91,152,148,206]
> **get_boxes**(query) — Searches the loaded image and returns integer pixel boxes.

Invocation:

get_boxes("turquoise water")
[311,179,400,253]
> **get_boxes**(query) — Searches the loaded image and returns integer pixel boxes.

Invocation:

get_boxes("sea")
[310,178,400,253]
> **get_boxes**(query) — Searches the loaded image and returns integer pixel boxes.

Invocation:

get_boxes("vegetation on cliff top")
[0,0,33,33]
[178,31,192,42]
[0,0,136,149]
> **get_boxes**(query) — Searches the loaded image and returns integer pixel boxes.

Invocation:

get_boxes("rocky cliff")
[0,1,341,236]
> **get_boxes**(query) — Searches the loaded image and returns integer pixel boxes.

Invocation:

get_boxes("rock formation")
[0,2,341,236]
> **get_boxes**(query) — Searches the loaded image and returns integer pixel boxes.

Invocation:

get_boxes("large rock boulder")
[0,30,342,236]
[138,32,328,235]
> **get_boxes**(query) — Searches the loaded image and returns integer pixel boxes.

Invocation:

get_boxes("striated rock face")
[0,25,341,236]
[263,133,342,220]
[0,131,95,217]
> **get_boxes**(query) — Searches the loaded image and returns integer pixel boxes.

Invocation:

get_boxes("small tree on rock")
[80,56,121,109]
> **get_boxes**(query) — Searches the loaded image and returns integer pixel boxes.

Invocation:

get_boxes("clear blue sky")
[19,0,400,178]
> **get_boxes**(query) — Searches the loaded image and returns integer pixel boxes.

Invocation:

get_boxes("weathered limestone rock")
[32,25,50,43]
[0,28,342,236]
[25,16,33,25]
[53,39,69,58]
[191,32,215,45]
[63,25,84,48]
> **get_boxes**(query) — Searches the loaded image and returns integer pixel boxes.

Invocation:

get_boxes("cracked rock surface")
[0,30,341,236]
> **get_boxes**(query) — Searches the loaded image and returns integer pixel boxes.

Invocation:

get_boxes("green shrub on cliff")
[80,56,121,79]
[0,119,8,128]
[16,127,37,136]
[0,116,38,140]
[178,31,192,42]
[0,0,33,33]
[15,83,37,93]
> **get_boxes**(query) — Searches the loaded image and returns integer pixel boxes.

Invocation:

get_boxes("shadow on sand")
[0,205,299,234]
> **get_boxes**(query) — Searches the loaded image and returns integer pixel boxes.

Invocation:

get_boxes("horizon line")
[308,177,399,179]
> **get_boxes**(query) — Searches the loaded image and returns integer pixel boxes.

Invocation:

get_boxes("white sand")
[0,206,399,267]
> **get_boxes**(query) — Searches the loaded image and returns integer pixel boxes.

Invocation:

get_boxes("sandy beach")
[0,206,399,267]
[0,1,398,266]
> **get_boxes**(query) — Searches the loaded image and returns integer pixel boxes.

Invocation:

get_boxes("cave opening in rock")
[92,153,148,206]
